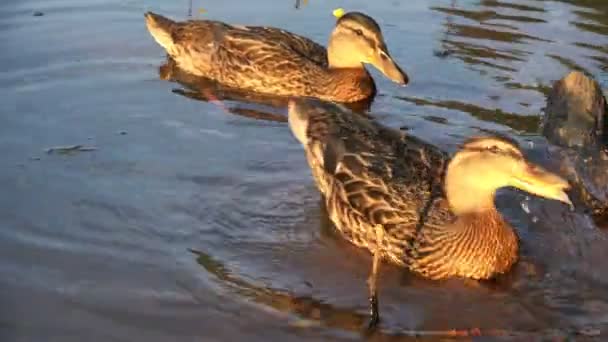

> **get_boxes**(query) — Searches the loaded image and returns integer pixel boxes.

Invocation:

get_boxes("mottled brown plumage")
[144,11,408,103]
[288,98,572,280]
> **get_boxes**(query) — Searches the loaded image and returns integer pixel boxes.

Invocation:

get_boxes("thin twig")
[45,145,97,154]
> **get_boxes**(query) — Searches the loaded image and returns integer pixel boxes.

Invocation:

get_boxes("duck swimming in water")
[288,98,572,326]
[144,11,408,103]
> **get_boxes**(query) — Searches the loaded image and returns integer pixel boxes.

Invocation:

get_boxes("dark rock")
[542,71,608,221]
[542,71,605,150]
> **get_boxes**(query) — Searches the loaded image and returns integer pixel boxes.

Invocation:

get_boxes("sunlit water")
[1,0,607,340]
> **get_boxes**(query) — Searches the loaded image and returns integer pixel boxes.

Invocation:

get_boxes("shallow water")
[1,0,608,340]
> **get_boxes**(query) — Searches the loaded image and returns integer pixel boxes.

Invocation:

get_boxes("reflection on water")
[160,58,290,123]
[0,0,607,340]
[433,0,608,80]
[158,57,374,122]
[191,248,369,334]
[192,244,605,339]
[396,94,540,132]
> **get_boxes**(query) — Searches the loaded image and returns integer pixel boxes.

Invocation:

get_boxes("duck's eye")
[487,146,500,153]
[354,29,363,36]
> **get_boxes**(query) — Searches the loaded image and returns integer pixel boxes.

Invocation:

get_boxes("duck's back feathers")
[243,26,328,67]
[288,99,452,264]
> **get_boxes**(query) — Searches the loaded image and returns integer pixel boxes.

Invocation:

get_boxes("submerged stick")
[45,145,97,154]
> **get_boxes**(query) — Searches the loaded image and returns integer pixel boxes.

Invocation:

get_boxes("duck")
[144,11,408,103]
[287,97,572,327]
[541,71,608,222]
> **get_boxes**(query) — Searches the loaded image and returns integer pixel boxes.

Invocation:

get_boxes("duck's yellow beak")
[369,49,409,85]
[510,164,572,206]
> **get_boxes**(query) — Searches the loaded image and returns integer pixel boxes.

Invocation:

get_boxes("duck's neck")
[409,164,520,279]
[446,176,519,277]
[412,209,519,280]
[320,67,375,102]
[326,34,365,69]
[455,210,519,276]
[446,187,497,215]
[321,36,375,102]
[444,161,497,215]
[327,49,363,69]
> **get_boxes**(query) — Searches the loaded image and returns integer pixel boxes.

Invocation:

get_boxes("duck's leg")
[367,224,384,330]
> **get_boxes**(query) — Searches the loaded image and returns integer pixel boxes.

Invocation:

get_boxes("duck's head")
[445,136,572,214]
[328,12,408,85]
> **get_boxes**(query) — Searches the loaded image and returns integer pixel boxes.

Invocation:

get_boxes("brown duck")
[288,98,572,326]
[144,11,408,103]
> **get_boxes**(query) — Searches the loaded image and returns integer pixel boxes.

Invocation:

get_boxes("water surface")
[1,0,608,340]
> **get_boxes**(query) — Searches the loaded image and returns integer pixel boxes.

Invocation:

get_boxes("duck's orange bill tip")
[332,8,345,18]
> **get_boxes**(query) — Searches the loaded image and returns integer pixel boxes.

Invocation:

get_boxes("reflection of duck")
[288,98,571,326]
[542,71,608,221]
[157,56,373,122]
[144,11,408,103]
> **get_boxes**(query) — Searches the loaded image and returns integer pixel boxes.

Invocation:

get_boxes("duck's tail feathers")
[145,12,176,51]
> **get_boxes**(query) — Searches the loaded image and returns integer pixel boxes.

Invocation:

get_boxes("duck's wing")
[169,21,329,93]
[289,99,452,241]
[245,26,328,67]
